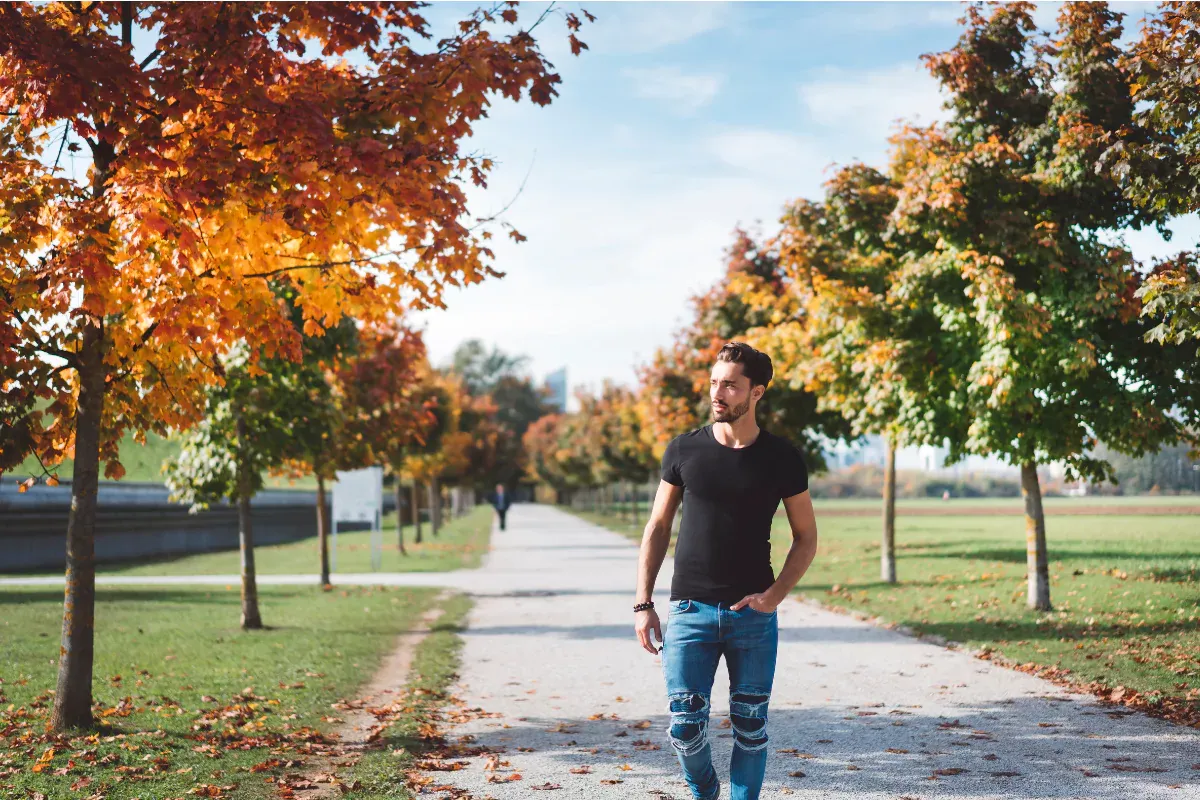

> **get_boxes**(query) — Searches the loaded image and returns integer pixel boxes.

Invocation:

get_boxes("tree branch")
[52,123,70,171]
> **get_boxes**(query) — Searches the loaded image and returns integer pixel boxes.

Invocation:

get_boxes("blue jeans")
[662,599,778,800]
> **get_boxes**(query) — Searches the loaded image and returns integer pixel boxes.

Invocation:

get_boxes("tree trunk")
[395,475,407,556]
[236,415,263,630]
[51,34,125,727]
[632,481,640,527]
[1021,463,1051,611]
[429,477,441,535]
[412,482,423,544]
[881,437,897,584]
[49,323,105,731]
[317,474,331,585]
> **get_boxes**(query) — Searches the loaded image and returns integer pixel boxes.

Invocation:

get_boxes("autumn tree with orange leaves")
[637,229,849,467]
[338,321,436,557]
[0,1,589,730]
[1103,3,1200,345]
[892,3,1199,610]
[753,164,966,584]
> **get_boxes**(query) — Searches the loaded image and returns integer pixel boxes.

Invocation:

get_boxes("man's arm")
[634,480,682,655]
[730,490,818,613]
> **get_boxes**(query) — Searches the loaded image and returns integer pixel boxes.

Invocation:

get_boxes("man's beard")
[711,398,750,423]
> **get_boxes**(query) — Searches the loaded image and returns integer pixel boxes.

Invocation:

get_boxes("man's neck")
[712,415,760,449]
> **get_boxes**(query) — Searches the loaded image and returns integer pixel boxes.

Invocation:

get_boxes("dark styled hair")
[715,341,773,388]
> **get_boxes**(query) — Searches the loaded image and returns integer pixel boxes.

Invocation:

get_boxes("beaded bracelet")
[633,601,654,613]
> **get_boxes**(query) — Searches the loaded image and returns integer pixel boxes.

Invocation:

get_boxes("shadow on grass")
[898,616,1200,645]
[0,585,437,606]
[893,541,1198,566]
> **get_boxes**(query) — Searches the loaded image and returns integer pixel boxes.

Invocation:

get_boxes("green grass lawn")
[576,504,1200,721]
[94,505,494,577]
[0,584,470,800]
[11,428,317,489]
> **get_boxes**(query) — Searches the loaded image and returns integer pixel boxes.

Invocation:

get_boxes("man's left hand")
[730,592,779,614]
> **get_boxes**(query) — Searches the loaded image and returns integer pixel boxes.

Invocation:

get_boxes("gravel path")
[413,504,1200,799]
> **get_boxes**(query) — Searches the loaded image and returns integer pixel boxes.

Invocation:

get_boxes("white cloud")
[705,129,831,195]
[821,3,963,33]
[414,149,813,394]
[584,2,732,55]
[799,63,949,136]
[623,66,724,115]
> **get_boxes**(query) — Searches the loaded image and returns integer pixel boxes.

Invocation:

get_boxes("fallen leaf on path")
[600,778,623,784]
[789,770,806,778]
[486,773,522,783]
[630,720,652,730]
[619,763,632,771]
[569,765,592,774]
[990,771,1021,777]
[530,783,562,790]
[982,754,999,761]
[933,768,966,776]
[885,748,908,754]
[846,764,860,771]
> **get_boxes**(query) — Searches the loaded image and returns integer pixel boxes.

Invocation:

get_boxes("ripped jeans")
[662,598,778,800]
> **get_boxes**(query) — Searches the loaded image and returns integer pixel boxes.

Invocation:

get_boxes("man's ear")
[753,384,765,402]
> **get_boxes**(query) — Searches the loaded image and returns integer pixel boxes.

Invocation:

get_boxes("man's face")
[495,484,504,493]
[709,361,759,423]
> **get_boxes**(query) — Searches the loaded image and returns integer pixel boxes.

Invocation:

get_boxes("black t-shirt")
[661,425,809,604]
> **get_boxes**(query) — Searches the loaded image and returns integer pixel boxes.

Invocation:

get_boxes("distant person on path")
[489,483,512,531]
[634,341,819,800]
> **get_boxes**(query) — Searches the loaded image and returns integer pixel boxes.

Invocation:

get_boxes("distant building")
[544,367,567,412]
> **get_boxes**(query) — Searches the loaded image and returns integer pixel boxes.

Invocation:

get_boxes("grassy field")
[10,428,317,489]
[91,505,494,577]
[0,584,469,800]
[577,499,1200,722]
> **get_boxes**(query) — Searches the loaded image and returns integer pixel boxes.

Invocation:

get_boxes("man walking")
[489,482,512,531]
[634,342,818,800]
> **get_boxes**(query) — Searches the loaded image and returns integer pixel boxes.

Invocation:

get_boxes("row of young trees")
[158,291,533,630]
[523,3,1200,615]
[0,3,587,731]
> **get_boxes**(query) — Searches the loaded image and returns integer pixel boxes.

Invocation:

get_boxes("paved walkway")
[413,505,1200,799]
[6,505,1199,798]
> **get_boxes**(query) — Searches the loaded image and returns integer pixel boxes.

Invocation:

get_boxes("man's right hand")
[635,608,663,655]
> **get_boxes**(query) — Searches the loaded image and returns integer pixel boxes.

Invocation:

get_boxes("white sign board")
[331,467,384,572]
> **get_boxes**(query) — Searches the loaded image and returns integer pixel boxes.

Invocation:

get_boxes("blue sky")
[415,0,1195,403]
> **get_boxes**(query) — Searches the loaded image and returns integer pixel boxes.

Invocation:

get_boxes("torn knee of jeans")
[729,691,770,719]
[667,693,710,756]
[669,692,709,715]
[730,713,768,751]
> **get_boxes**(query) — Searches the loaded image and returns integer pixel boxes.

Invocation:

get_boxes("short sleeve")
[661,437,684,487]
[778,442,809,499]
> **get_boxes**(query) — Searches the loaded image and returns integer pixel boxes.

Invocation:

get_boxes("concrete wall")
[0,480,397,573]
